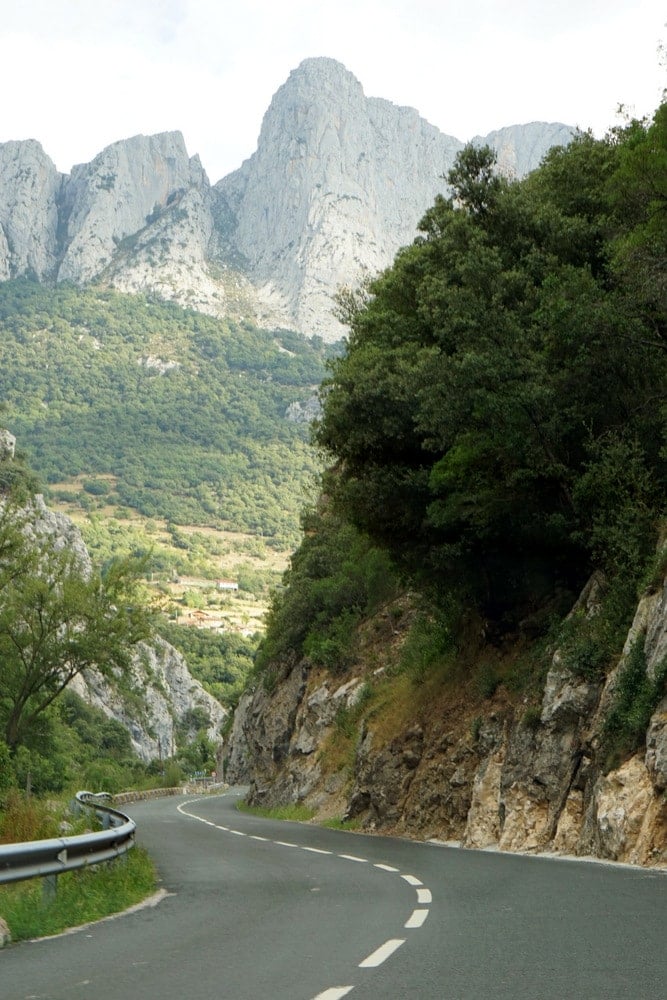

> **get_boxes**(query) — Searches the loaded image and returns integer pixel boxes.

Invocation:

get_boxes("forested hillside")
[0,283,328,547]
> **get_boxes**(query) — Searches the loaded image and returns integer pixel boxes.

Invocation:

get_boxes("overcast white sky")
[1,0,665,183]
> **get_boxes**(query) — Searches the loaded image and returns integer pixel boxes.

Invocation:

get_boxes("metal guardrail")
[0,791,136,887]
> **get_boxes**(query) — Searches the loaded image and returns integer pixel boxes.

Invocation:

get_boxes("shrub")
[602,643,667,770]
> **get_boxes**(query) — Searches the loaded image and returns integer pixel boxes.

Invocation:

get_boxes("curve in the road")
[177,796,433,1000]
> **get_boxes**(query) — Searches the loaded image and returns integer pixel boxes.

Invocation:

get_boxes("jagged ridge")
[0,59,573,340]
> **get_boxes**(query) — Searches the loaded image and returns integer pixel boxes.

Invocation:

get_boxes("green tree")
[315,121,666,624]
[0,517,152,751]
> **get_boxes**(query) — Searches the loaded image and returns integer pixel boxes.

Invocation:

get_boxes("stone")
[0,916,11,948]
[589,757,656,862]
[226,565,667,866]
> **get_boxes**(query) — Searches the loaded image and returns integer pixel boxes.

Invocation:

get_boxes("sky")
[0,0,665,183]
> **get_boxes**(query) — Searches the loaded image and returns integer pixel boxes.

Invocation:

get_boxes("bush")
[602,642,667,770]
[398,613,455,685]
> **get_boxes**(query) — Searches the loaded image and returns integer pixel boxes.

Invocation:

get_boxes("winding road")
[1,789,665,999]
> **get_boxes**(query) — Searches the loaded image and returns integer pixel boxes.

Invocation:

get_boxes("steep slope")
[0,59,573,340]
[226,568,667,867]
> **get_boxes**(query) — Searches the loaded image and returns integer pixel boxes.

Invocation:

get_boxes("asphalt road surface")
[1,788,665,999]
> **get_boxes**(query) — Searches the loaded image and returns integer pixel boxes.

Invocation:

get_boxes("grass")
[0,847,157,942]
[235,800,362,831]
[319,817,362,831]
[236,801,315,822]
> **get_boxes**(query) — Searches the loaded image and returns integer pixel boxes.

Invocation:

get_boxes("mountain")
[0,58,573,341]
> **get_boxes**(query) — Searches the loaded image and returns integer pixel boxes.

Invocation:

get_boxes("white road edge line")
[417,888,432,904]
[275,841,298,848]
[374,863,399,872]
[359,938,406,968]
[249,835,269,842]
[312,988,355,999]
[404,908,429,929]
[338,854,367,863]
[302,846,332,855]
[401,874,422,886]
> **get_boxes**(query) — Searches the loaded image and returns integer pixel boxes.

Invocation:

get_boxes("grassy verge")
[236,801,315,822]
[0,847,157,943]
[236,800,363,831]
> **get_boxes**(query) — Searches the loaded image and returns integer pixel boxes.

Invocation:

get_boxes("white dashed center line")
[359,938,406,968]
[178,797,433,1000]
[312,988,355,999]
[404,908,429,928]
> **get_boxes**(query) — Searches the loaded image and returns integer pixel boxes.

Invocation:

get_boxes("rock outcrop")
[72,636,226,763]
[0,139,61,281]
[0,59,573,340]
[227,566,667,868]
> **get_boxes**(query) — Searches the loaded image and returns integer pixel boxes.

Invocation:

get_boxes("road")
[1,788,665,999]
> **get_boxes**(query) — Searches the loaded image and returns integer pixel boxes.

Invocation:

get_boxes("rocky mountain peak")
[58,130,209,285]
[0,59,574,339]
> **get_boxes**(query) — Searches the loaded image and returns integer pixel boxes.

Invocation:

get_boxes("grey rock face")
[215,58,464,342]
[215,58,573,341]
[474,122,574,179]
[58,131,209,284]
[24,493,93,576]
[0,139,61,280]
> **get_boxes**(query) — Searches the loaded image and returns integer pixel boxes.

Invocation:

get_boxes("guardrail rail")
[0,791,136,888]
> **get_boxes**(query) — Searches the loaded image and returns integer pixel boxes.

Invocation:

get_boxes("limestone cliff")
[226,567,667,868]
[0,58,573,340]
[0,140,61,281]
[71,637,226,763]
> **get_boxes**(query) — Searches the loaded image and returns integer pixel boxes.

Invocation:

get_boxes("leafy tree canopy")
[0,487,152,752]
[315,109,667,626]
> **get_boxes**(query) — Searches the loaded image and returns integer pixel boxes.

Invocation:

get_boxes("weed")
[398,613,455,685]
[320,816,362,831]
[0,790,61,844]
[0,847,156,942]
[522,705,543,731]
[475,662,500,700]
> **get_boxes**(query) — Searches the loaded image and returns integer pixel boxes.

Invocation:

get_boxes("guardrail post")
[42,874,57,902]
